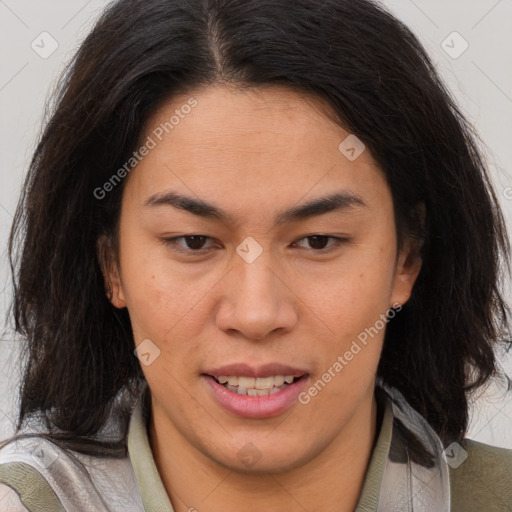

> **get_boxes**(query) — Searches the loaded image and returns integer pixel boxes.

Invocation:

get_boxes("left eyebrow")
[143,190,367,227]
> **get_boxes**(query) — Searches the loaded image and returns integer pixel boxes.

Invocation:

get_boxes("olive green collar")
[354,386,394,511]
[127,388,175,511]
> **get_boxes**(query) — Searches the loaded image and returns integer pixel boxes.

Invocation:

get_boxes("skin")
[101,84,422,512]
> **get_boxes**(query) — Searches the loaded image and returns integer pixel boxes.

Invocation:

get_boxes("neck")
[149,387,379,512]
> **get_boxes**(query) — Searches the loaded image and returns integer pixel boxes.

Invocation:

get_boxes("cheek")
[308,252,395,400]
[302,242,396,337]
[116,231,182,334]
[119,238,217,357]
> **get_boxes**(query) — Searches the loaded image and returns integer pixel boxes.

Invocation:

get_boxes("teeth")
[247,388,271,396]
[215,375,297,389]
[215,375,301,397]
[257,376,284,388]
[225,383,286,396]
[238,376,255,388]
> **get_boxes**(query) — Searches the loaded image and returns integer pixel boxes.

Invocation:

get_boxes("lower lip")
[203,375,309,419]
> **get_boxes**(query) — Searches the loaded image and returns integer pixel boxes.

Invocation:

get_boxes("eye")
[162,235,217,253]
[161,234,350,255]
[292,235,349,254]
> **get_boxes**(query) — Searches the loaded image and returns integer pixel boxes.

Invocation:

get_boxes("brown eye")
[293,235,349,253]
[303,235,331,250]
[179,235,209,250]
[162,235,216,253]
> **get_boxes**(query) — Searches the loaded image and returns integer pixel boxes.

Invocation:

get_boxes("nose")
[215,248,298,341]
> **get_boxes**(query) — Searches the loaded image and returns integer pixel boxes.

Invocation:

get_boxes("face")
[102,84,421,474]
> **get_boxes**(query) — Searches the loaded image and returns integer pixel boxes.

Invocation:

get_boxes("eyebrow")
[143,190,367,226]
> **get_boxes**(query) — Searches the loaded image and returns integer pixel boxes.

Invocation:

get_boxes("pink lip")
[203,374,310,419]
[204,362,309,379]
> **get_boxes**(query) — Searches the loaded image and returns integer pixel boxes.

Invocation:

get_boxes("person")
[1,0,511,510]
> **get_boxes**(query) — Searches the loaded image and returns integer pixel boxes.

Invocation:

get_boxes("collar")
[127,385,175,511]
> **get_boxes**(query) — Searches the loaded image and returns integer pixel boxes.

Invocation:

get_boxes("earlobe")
[107,275,127,309]
[390,237,423,307]
[96,235,127,309]
[390,246,422,305]
[390,203,425,307]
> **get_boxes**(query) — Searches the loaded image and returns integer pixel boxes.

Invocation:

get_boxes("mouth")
[202,366,310,419]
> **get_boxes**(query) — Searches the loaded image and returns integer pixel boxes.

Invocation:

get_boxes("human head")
[8,0,510,456]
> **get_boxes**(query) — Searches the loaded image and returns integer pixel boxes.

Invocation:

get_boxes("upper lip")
[204,363,309,379]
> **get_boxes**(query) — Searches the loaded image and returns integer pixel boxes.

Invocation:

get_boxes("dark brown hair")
[4,0,511,456]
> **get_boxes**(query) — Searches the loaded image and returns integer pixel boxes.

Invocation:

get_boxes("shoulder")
[0,433,144,512]
[0,482,31,511]
[449,438,512,511]
[0,436,67,512]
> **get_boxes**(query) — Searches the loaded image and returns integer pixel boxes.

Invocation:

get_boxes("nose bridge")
[216,236,297,339]
[234,237,281,308]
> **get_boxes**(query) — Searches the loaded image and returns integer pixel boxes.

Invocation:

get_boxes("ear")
[96,234,127,309]
[389,203,425,308]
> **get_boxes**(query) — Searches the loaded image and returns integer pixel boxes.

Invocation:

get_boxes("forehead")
[124,84,390,222]
[144,84,352,159]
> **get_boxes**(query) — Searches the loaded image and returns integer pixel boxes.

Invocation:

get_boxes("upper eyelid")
[163,234,349,251]
[166,234,345,242]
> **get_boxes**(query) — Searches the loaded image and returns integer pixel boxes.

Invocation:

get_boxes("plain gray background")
[1,0,511,447]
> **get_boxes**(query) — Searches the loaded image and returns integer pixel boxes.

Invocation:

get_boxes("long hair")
[4,0,511,455]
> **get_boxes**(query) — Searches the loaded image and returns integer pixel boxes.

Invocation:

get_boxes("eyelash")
[161,234,350,256]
